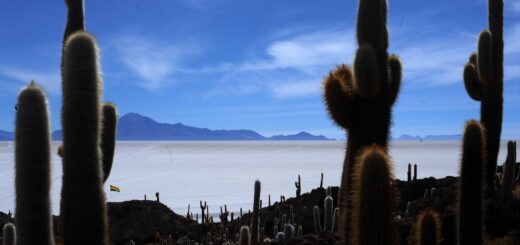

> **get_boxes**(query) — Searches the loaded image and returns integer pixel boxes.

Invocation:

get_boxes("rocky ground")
[1,176,519,245]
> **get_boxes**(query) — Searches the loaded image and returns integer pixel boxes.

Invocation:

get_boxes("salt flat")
[0,141,516,218]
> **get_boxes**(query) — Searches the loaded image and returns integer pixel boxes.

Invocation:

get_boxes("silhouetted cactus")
[2,223,16,245]
[333,207,339,232]
[100,103,117,183]
[324,196,333,232]
[413,164,418,181]
[200,201,207,224]
[322,0,401,242]
[63,0,84,44]
[60,31,107,245]
[15,82,54,245]
[500,141,516,200]
[284,224,295,240]
[415,208,441,245]
[462,0,504,195]
[352,145,397,245]
[407,163,411,182]
[251,180,261,244]
[457,120,485,245]
[239,225,250,245]
[313,206,322,233]
[295,175,301,198]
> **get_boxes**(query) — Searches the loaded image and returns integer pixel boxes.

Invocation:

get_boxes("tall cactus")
[313,206,322,233]
[100,103,117,183]
[457,120,485,245]
[60,31,108,244]
[462,0,503,195]
[352,145,397,245]
[14,82,54,245]
[251,180,261,244]
[322,0,401,242]
[415,208,441,245]
[2,223,16,245]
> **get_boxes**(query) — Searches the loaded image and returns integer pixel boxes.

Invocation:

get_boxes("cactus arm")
[100,102,117,183]
[388,54,402,105]
[63,0,85,44]
[477,31,493,84]
[463,63,483,101]
[323,65,356,129]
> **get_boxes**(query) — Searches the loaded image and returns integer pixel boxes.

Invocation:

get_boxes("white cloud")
[113,35,202,91]
[0,67,60,94]
[268,79,321,99]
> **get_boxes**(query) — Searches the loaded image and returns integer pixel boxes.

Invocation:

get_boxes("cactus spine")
[100,103,117,183]
[251,180,261,244]
[322,0,401,242]
[239,225,250,245]
[2,223,16,245]
[60,31,107,244]
[457,120,485,245]
[462,0,504,195]
[352,145,397,245]
[324,196,333,232]
[415,209,441,245]
[500,141,516,199]
[14,82,54,245]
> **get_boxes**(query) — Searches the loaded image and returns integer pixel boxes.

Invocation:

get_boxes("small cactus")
[415,208,441,245]
[15,82,54,245]
[2,223,16,245]
[295,175,301,198]
[500,141,516,199]
[251,180,261,244]
[324,196,334,232]
[352,145,397,245]
[283,224,295,240]
[457,120,485,245]
[239,226,250,245]
[407,163,411,182]
[313,206,322,233]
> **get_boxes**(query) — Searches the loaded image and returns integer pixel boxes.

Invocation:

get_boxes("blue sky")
[0,0,519,139]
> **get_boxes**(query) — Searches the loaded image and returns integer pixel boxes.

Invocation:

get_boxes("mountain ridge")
[0,113,466,141]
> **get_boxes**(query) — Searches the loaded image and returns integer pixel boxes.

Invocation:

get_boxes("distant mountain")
[0,130,14,141]
[269,131,328,141]
[395,134,422,141]
[116,113,266,140]
[423,134,462,141]
[393,134,462,141]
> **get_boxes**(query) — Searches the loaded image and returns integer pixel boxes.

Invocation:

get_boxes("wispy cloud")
[0,67,60,94]
[112,34,202,91]
[268,79,322,99]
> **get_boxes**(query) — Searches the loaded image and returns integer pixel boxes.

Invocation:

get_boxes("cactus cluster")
[322,0,401,241]
[7,1,118,244]
[462,0,504,195]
